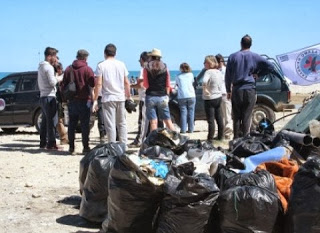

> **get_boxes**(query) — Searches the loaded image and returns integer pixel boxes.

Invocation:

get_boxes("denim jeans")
[68,100,91,149]
[145,95,171,120]
[204,97,224,140]
[178,97,196,133]
[40,96,57,147]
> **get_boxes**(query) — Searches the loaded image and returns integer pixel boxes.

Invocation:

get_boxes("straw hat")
[148,48,162,57]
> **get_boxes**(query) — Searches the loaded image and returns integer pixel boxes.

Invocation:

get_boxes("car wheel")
[34,110,42,133]
[1,127,18,134]
[252,104,275,129]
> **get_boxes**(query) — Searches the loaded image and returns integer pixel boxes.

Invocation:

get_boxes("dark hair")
[180,62,192,73]
[215,54,225,65]
[44,47,58,57]
[241,34,252,49]
[151,56,160,61]
[104,43,117,56]
[140,51,149,62]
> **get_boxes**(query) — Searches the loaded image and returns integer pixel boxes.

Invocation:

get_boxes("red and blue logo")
[295,49,320,82]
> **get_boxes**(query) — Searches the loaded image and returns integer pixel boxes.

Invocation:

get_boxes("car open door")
[0,76,20,125]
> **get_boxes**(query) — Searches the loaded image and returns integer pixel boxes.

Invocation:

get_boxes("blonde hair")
[204,55,218,69]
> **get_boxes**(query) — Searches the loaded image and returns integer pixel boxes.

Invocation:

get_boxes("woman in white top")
[202,55,224,142]
[175,63,196,133]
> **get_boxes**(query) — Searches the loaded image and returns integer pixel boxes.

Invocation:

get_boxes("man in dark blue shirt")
[225,34,274,138]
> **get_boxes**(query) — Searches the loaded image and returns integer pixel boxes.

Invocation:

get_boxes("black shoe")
[69,147,76,155]
[82,147,91,154]
[128,142,140,148]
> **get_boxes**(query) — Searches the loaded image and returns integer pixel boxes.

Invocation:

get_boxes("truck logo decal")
[295,49,320,82]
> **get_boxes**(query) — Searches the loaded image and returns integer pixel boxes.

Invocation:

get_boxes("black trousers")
[204,97,224,140]
[231,88,256,139]
[97,96,106,138]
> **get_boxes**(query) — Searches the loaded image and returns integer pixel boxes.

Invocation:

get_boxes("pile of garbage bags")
[78,127,320,233]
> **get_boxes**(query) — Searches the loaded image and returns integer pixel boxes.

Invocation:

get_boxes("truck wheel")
[1,128,18,134]
[252,104,275,129]
[34,110,42,133]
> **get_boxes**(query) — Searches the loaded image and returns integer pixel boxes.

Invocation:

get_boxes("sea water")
[0,70,202,81]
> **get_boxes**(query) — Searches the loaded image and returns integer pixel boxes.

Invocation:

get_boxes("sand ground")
[0,85,315,233]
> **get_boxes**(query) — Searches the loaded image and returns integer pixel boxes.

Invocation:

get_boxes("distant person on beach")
[93,43,131,145]
[215,54,233,139]
[53,61,68,145]
[202,55,224,142]
[37,47,60,150]
[129,51,150,148]
[175,62,196,133]
[63,49,95,155]
[225,34,274,138]
[143,48,175,131]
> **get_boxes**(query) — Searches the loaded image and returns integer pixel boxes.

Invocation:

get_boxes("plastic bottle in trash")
[309,120,320,138]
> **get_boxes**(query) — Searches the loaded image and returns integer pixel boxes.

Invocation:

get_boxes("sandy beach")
[0,84,317,233]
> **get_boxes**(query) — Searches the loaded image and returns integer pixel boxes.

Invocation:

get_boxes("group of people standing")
[37,34,274,154]
[173,34,274,143]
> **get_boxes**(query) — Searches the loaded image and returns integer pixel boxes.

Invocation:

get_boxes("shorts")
[145,95,171,121]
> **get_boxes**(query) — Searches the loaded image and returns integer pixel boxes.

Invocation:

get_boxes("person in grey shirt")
[38,47,59,150]
[202,55,224,142]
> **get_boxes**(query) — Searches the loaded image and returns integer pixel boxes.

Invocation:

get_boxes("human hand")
[92,100,98,113]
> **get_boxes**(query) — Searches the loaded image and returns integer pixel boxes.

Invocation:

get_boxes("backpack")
[63,66,76,101]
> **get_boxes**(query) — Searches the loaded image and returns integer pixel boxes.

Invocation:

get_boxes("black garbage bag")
[140,145,176,162]
[229,133,270,158]
[102,154,163,233]
[183,139,202,151]
[79,142,126,194]
[218,170,281,233]
[286,156,320,233]
[79,153,115,223]
[142,128,189,155]
[213,164,237,190]
[155,164,220,233]
[222,169,277,191]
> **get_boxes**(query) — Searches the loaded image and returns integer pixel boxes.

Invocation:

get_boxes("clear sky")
[0,0,319,72]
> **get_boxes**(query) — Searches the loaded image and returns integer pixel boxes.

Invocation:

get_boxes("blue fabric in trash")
[239,147,289,173]
[150,160,169,178]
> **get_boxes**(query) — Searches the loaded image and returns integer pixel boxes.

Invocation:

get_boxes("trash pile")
[78,96,320,233]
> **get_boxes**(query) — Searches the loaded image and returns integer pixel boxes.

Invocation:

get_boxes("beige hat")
[148,48,162,57]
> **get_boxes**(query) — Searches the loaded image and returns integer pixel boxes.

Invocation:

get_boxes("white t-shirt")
[95,58,129,102]
[137,68,146,101]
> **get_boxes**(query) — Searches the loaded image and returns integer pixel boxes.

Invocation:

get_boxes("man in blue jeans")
[63,49,95,155]
[38,47,59,150]
[225,34,274,138]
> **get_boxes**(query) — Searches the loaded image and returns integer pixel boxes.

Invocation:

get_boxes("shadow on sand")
[56,195,101,230]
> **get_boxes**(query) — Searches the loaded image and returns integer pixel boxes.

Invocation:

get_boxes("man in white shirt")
[93,44,131,144]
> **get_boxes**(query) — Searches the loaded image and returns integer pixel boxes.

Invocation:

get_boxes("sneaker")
[128,142,140,148]
[46,145,63,151]
[82,147,91,154]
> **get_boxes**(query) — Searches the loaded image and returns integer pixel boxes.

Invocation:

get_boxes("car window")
[256,74,272,83]
[0,76,19,94]
[19,76,37,92]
